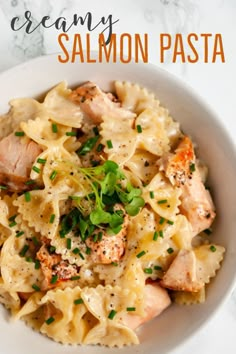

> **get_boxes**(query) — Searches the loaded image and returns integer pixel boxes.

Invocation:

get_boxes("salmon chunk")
[86,205,128,264]
[0,133,42,191]
[70,81,136,123]
[160,249,204,292]
[122,283,171,330]
[160,136,215,235]
[36,243,79,290]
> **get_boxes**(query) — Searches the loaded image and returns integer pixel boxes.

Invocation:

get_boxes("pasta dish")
[0,81,225,346]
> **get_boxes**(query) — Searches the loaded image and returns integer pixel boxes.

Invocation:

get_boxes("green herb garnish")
[52,123,58,133]
[136,250,146,258]
[126,307,136,312]
[74,298,84,305]
[157,199,168,205]
[32,166,41,174]
[190,163,196,172]
[108,309,117,320]
[210,245,216,252]
[15,131,25,137]
[77,135,99,156]
[45,317,55,325]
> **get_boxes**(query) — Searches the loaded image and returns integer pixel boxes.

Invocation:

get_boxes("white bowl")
[0,54,236,354]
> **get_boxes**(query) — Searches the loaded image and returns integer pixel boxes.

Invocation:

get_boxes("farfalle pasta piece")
[143,173,182,219]
[0,98,43,139]
[124,150,159,185]
[172,286,206,305]
[127,207,178,263]
[115,81,160,114]
[135,108,170,156]
[14,292,44,322]
[82,285,139,346]
[13,190,60,238]
[21,117,69,148]
[49,230,88,267]
[172,215,194,250]
[101,115,137,165]
[0,278,21,314]
[0,234,43,292]
[194,244,225,284]
[43,82,83,128]
[40,286,88,344]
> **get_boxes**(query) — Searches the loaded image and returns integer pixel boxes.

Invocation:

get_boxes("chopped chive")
[77,136,100,155]
[144,268,153,274]
[9,221,17,227]
[32,166,41,174]
[78,252,85,260]
[210,245,216,252]
[49,214,55,224]
[24,191,31,202]
[37,158,46,164]
[111,262,118,266]
[34,259,40,269]
[71,276,80,281]
[72,248,80,255]
[159,230,164,238]
[69,195,80,201]
[25,256,33,263]
[32,284,40,291]
[50,275,58,284]
[157,199,168,204]
[66,238,72,250]
[136,125,142,133]
[32,236,39,246]
[153,231,158,241]
[8,214,17,222]
[126,307,136,312]
[52,123,58,133]
[167,220,174,225]
[59,230,66,238]
[66,131,77,136]
[204,229,212,235]
[50,170,57,180]
[154,265,162,271]
[108,309,117,320]
[19,245,29,257]
[86,247,91,255]
[93,126,99,136]
[96,143,104,152]
[190,163,196,172]
[16,231,24,238]
[0,185,8,190]
[149,191,154,199]
[106,140,113,149]
[45,317,55,325]
[98,231,103,241]
[136,250,146,258]
[74,298,84,305]
[24,180,36,185]
[15,131,25,137]
[49,246,56,253]
[167,247,174,254]
[159,217,165,225]
[93,234,98,242]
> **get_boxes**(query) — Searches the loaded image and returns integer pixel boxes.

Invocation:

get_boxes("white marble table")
[0,0,235,353]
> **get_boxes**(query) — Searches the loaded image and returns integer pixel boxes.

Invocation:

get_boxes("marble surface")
[0,0,235,353]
